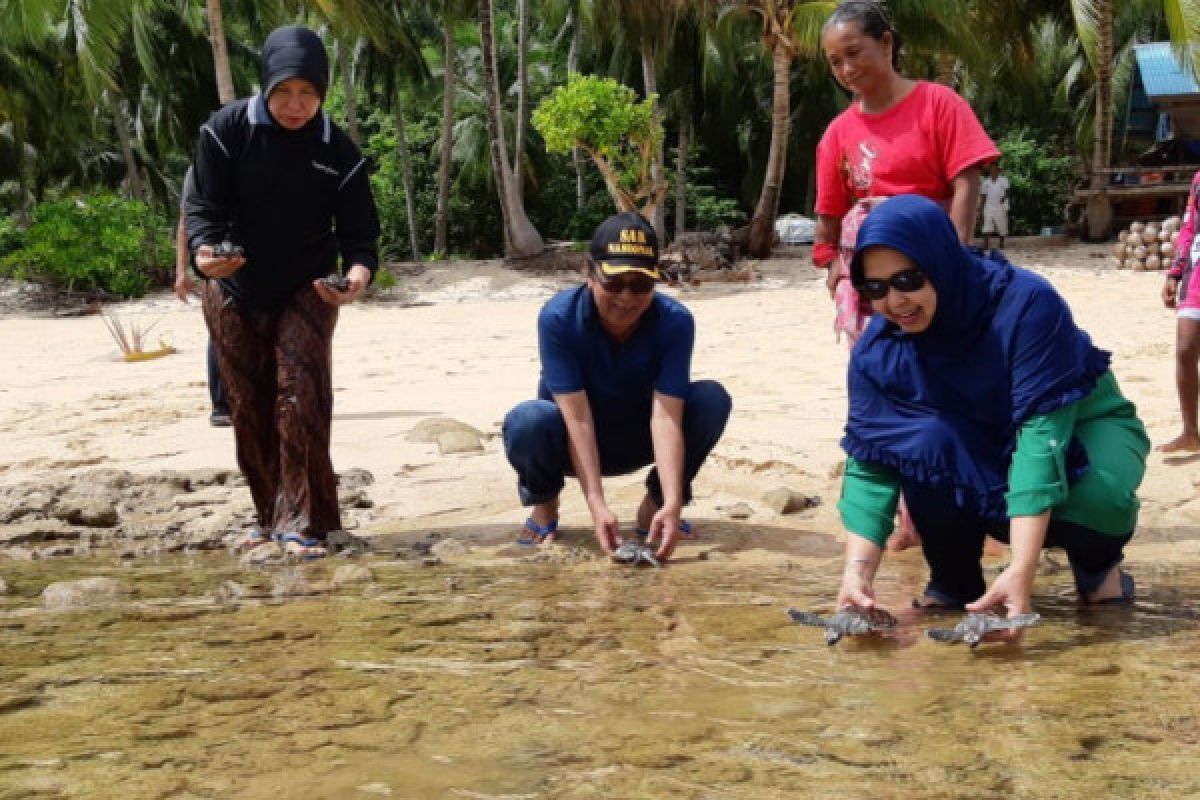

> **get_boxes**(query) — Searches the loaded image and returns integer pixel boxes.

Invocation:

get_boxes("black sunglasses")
[595,272,656,295]
[854,267,927,301]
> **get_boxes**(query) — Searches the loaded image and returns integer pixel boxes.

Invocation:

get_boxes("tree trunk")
[435,22,455,258]
[748,44,793,258]
[341,38,361,146]
[395,103,421,262]
[480,0,544,258]
[568,7,585,212]
[108,93,145,201]
[205,0,236,104]
[1091,0,1114,187]
[675,117,689,238]
[514,0,529,202]
[641,49,666,243]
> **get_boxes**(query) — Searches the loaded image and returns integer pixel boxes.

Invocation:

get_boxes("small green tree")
[533,73,666,220]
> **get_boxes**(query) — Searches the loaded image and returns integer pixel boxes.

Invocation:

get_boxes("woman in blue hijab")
[835,195,1149,628]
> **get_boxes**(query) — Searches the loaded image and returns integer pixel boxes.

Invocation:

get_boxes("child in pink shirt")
[1160,171,1200,453]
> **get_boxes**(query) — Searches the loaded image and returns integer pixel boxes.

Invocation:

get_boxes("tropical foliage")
[533,74,665,216]
[0,0,1196,287]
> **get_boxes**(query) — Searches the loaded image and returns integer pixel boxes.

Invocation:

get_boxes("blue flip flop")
[635,520,694,541]
[517,518,558,546]
[275,532,329,560]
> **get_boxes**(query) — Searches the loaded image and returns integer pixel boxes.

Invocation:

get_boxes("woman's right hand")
[836,570,876,610]
[1164,276,1180,309]
[588,499,621,556]
[195,245,246,279]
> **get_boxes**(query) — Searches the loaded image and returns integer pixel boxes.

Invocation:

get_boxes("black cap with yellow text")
[589,211,660,280]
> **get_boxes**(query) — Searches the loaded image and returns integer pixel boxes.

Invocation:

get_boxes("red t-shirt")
[815,81,1000,218]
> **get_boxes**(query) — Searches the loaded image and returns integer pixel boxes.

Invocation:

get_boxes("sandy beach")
[2,240,1198,569]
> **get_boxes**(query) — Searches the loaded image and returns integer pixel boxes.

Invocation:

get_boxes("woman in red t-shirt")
[814,1,999,344]
[813,2,999,553]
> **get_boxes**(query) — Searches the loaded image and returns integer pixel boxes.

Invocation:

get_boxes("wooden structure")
[1077,43,1200,240]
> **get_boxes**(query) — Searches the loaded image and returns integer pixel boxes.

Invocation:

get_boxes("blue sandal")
[275,532,329,560]
[635,520,694,541]
[517,518,558,546]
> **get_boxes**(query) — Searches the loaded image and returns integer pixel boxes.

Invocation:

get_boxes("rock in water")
[331,564,373,588]
[42,577,131,610]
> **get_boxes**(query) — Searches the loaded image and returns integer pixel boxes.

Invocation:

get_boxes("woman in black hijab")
[185,25,381,558]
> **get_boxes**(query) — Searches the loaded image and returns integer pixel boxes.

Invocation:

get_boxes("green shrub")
[994,129,1078,236]
[0,194,172,296]
[372,266,397,290]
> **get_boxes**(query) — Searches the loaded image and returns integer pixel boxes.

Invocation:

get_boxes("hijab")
[842,194,1110,517]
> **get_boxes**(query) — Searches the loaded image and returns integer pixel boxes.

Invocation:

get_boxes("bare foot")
[887,527,922,552]
[1084,566,1133,605]
[1156,433,1200,453]
[910,595,955,612]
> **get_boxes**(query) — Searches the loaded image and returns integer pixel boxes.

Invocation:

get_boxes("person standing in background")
[979,162,1011,251]
[173,167,230,427]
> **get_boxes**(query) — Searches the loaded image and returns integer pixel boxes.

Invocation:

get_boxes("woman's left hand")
[314,264,372,306]
[965,566,1035,644]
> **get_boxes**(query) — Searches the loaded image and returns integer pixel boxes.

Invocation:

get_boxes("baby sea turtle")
[612,542,662,568]
[926,612,1041,647]
[786,606,898,645]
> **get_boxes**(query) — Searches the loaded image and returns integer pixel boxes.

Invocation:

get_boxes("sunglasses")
[595,272,657,295]
[854,267,927,301]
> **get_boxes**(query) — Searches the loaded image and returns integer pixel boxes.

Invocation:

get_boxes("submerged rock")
[430,539,468,560]
[42,577,132,610]
[239,542,284,566]
[212,580,247,605]
[331,564,373,587]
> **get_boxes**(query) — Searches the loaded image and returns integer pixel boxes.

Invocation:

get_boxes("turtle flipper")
[786,609,829,628]
[926,628,963,643]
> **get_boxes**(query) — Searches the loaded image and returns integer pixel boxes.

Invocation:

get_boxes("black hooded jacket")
[184,26,380,309]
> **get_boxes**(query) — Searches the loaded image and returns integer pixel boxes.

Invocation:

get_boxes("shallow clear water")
[2,552,1199,799]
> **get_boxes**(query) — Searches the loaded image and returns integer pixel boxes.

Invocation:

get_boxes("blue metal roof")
[1135,42,1200,98]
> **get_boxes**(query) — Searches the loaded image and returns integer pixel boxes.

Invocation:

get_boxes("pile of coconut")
[1112,218,1182,270]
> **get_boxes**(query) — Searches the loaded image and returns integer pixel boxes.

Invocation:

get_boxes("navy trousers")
[502,380,732,507]
[902,480,1132,608]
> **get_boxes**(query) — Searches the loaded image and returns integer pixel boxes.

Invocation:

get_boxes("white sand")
[1,242,1197,561]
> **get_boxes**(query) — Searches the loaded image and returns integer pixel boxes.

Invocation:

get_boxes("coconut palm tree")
[205,0,236,104]
[721,0,833,257]
[480,0,544,257]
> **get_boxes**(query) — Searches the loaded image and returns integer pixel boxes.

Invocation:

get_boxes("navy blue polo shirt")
[537,285,694,424]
